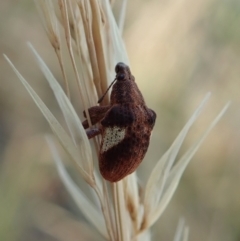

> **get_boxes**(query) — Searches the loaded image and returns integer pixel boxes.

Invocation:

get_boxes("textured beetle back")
[99,103,156,182]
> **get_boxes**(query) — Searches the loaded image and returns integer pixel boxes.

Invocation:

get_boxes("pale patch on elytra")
[101,126,126,153]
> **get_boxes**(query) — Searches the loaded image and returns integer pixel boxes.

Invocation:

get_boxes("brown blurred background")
[1,0,240,241]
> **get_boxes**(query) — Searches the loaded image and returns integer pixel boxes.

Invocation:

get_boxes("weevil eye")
[117,73,125,81]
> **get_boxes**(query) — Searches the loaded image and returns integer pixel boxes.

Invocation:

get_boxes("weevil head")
[111,62,145,104]
[98,63,134,104]
[115,62,133,82]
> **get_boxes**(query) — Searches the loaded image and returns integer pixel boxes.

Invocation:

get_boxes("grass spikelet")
[4,1,230,241]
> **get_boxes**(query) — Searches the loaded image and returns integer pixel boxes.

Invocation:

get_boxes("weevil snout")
[115,62,131,81]
[115,62,128,73]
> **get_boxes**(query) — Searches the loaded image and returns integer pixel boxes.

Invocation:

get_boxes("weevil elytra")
[82,63,156,182]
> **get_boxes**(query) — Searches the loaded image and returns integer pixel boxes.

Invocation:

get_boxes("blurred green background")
[1,0,240,240]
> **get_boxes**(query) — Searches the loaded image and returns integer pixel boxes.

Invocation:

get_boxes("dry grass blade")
[46,137,108,239]
[76,0,104,100]
[59,0,90,108]
[28,43,94,177]
[113,182,129,241]
[144,93,211,214]
[167,102,231,182]
[101,1,129,68]
[145,99,230,228]
[34,0,59,49]
[173,219,189,241]
[161,101,231,197]
[117,181,130,241]
[88,0,109,96]
[182,228,189,241]
[136,230,151,241]
[35,0,70,97]
[117,0,127,34]
[123,173,141,232]
[4,54,94,185]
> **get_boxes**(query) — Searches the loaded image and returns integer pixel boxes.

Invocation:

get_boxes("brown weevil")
[82,62,156,182]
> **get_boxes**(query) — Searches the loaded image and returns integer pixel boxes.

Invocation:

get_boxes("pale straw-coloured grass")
[4,1,230,241]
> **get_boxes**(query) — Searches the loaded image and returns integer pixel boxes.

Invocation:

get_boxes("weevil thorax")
[110,62,145,105]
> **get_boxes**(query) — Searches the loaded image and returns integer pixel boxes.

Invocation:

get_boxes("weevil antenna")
[98,78,117,103]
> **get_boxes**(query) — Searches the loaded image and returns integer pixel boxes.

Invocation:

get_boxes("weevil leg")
[86,128,101,139]
[82,105,111,129]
